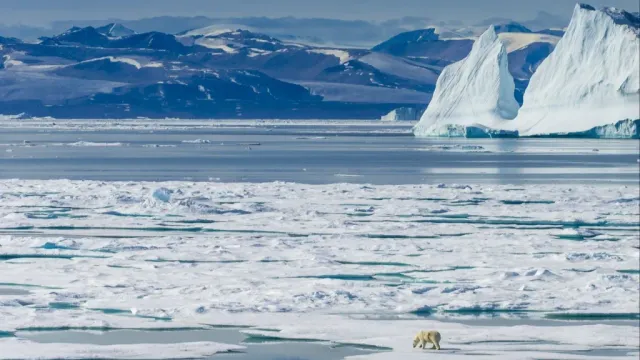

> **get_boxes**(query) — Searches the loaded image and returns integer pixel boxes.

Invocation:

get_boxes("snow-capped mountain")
[371,29,473,66]
[40,26,111,47]
[315,59,435,93]
[413,27,520,137]
[180,29,290,53]
[1,25,430,119]
[96,23,137,38]
[513,4,640,136]
[39,27,200,54]
[54,56,167,82]
[493,22,532,34]
[369,25,559,103]
[5,4,626,123]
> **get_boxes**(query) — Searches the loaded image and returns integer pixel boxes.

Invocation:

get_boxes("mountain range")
[1,13,568,119]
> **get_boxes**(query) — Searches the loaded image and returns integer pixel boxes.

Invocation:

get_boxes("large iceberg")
[513,4,640,136]
[413,27,520,137]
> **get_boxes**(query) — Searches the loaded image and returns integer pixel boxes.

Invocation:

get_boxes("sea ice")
[0,180,638,359]
[0,338,242,359]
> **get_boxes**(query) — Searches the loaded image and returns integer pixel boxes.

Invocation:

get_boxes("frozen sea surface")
[20,328,376,360]
[0,179,638,359]
[0,120,638,184]
[0,121,638,359]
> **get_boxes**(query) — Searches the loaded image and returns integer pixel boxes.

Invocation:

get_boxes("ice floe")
[0,180,638,359]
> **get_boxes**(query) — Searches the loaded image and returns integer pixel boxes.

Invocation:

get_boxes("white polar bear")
[413,330,441,350]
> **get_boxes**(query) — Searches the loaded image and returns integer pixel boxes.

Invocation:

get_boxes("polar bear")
[412,330,441,350]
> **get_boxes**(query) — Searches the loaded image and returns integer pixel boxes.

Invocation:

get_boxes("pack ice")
[413,26,520,138]
[513,4,640,137]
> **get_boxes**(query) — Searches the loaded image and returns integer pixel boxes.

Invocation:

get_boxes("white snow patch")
[182,27,234,37]
[77,57,142,69]
[498,33,561,52]
[360,53,439,84]
[143,62,164,68]
[194,38,238,53]
[307,49,352,64]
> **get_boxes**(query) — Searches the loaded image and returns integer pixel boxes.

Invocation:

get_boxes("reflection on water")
[20,329,377,360]
[0,126,638,184]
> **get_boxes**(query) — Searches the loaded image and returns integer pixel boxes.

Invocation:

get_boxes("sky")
[0,0,638,25]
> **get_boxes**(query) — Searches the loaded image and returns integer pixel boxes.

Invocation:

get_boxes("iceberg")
[380,107,421,121]
[529,119,640,138]
[421,124,519,138]
[413,26,520,137]
[513,4,640,137]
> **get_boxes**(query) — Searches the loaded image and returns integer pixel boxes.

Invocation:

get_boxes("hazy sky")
[1,0,638,25]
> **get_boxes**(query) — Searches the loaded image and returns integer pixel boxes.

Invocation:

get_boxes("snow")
[512,4,640,136]
[0,180,640,359]
[143,62,164,68]
[0,179,638,359]
[182,27,234,37]
[307,49,352,64]
[2,56,26,68]
[359,53,439,84]
[0,69,125,103]
[77,57,142,69]
[413,27,520,137]
[497,32,560,52]
[193,37,239,53]
[239,320,639,359]
[297,81,430,104]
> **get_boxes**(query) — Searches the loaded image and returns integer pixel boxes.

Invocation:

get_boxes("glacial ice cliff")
[413,27,520,137]
[513,4,640,136]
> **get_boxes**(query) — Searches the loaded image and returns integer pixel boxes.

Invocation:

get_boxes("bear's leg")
[428,334,440,350]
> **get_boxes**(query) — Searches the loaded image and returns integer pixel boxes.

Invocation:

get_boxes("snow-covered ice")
[0,179,638,359]
[513,4,640,136]
[0,338,242,360]
[413,27,520,137]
